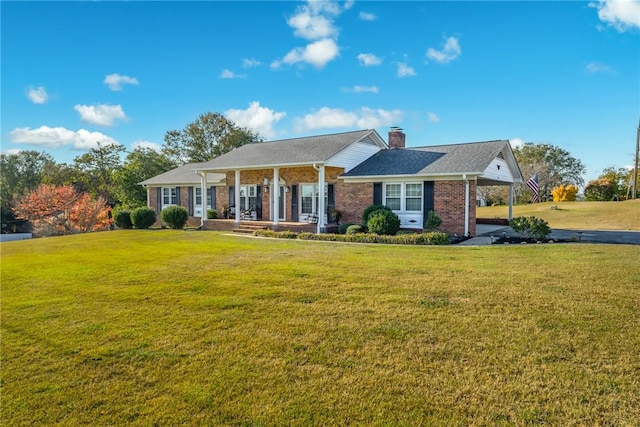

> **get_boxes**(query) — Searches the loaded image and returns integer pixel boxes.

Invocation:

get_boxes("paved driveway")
[476,225,640,245]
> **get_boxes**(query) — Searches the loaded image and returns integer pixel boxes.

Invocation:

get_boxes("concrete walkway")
[459,225,640,246]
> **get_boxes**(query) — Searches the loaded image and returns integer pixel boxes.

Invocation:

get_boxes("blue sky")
[2,0,639,183]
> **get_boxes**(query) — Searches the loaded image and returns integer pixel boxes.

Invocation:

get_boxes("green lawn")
[478,199,640,231]
[2,231,640,426]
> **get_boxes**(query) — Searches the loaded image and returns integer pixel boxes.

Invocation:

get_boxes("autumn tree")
[513,143,585,203]
[163,112,262,164]
[13,184,111,236]
[551,184,578,202]
[0,150,55,232]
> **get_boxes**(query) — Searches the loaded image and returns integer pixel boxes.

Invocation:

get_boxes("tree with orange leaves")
[13,184,111,236]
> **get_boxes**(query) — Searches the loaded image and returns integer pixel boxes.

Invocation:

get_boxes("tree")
[114,147,177,208]
[514,143,586,203]
[72,143,126,204]
[162,112,262,164]
[584,178,617,201]
[551,184,578,202]
[0,151,55,232]
[13,184,111,236]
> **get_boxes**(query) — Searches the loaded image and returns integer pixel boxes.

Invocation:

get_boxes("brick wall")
[434,180,476,236]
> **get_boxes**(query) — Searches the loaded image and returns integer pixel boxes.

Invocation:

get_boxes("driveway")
[475,224,640,245]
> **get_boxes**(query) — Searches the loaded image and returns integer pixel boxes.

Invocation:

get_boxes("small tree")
[509,216,551,240]
[160,205,189,229]
[551,184,578,202]
[362,204,392,224]
[131,207,156,229]
[584,178,617,201]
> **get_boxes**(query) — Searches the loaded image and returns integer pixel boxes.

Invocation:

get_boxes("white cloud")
[359,11,377,21]
[593,0,640,31]
[1,148,22,156]
[295,106,403,132]
[427,112,440,123]
[26,86,48,104]
[10,126,120,150]
[357,53,383,66]
[243,58,262,68]
[510,138,526,148]
[426,36,462,64]
[103,73,139,91]
[397,62,416,77]
[131,140,163,152]
[279,38,339,69]
[220,69,245,79]
[74,104,127,126]
[224,101,286,139]
[342,85,379,93]
[586,61,615,74]
[288,10,337,40]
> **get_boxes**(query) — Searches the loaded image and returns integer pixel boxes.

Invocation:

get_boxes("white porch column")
[508,184,514,221]
[200,172,207,228]
[463,175,470,236]
[317,164,326,233]
[234,170,241,224]
[273,168,280,226]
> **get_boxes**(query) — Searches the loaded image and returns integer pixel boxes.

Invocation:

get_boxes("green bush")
[362,204,392,224]
[367,210,400,235]
[509,216,551,240]
[113,210,133,229]
[131,207,157,229]
[254,229,449,245]
[207,209,218,219]
[254,230,298,239]
[160,206,189,229]
[346,224,366,235]
[338,223,356,234]
[424,210,442,231]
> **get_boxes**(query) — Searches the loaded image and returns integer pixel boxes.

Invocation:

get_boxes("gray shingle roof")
[138,162,224,186]
[342,140,511,177]
[196,129,377,171]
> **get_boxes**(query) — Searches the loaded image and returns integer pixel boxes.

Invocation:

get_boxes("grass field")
[478,199,640,231]
[2,230,640,426]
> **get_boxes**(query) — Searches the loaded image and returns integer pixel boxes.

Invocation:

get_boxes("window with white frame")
[300,183,328,217]
[239,185,257,211]
[162,187,177,206]
[384,182,422,212]
[195,187,203,206]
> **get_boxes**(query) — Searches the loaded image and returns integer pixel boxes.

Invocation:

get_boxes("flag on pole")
[527,173,540,203]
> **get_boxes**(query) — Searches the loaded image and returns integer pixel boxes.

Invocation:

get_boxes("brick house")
[140,129,523,236]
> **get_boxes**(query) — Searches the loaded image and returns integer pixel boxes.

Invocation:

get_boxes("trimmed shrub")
[338,222,356,234]
[160,205,189,229]
[367,209,400,236]
[131,207,156,229]
[254,229,449,245]
[254,229,299,239]
[509,216,551,240]
[346,224,366,235]
[113,210,133,229]
[207,209,218,219]
[362,204,392,224]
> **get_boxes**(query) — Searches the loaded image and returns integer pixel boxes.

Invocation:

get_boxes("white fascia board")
[195,161,330,173]
[341,173,481,183]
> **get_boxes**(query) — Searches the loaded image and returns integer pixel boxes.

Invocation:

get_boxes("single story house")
[140,129,523,236]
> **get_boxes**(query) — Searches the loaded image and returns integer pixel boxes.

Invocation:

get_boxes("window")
[385,184,401,210]
[384,183,422,212]
[405,183,422,211]
[239,185,257,211]
[195,187,202,206]
[300,183,328,217]
[162,187,177,206]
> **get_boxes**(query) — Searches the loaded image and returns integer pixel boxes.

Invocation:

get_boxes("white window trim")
[383,182,423,213]
[162,187,178,209]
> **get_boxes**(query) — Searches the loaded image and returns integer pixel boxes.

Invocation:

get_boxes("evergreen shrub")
[131,207,156,229]
[160,206,189,229]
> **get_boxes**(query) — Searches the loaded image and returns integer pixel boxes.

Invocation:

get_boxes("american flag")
[527,173,539,203]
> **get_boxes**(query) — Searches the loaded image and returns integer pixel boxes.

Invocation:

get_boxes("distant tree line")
[1,112,262,234]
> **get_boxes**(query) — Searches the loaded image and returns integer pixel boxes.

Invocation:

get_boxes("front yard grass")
[2,230,640,425]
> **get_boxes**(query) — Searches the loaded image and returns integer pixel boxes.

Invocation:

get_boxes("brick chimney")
[388,127,406,149]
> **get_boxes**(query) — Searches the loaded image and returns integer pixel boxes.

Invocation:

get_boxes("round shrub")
[113,210,133,229]
[131,207,157,229]
[346,224,366,235]
[207,209,218,219]
[367,209,400,235]
[338,222,356,234]
[362,204,392,224]
[160,205,189,229]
